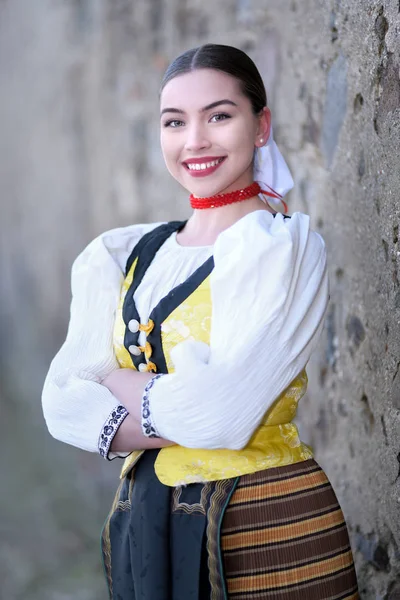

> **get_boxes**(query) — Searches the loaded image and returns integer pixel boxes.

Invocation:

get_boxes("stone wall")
[1,0,399,597]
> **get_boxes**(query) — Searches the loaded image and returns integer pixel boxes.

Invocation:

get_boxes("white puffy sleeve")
[147,211,329,450]
[42,222,160,453]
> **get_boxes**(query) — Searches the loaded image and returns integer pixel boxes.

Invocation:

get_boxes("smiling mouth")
[183,157,226,171]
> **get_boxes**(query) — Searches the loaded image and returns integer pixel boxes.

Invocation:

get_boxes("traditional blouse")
[42,221,211,452]
[42,210,329,482]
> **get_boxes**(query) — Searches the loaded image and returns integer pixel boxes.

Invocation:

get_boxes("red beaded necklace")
[189,181,287,212]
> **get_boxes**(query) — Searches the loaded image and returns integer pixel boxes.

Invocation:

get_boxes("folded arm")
[42,213,328,457]
[97,212,329,453]
[41,223,171,457]
[144,211,329,449]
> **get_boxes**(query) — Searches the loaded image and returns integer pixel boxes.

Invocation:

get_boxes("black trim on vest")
[123,222,186,371]
[125,221,185,277]
[122,221,214,374]
[147,255,214,374]
[122,213,285,374]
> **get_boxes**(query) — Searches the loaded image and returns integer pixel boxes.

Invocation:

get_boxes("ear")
[255,107,271,147]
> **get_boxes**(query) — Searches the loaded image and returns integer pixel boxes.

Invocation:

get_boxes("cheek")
[160,134,182,178]
[160,134,177,163]
[224,119,257,153]
[229,133,257,166]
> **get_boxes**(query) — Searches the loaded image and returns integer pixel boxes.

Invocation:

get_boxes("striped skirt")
[221,460,359,599]
[102,453,359,599]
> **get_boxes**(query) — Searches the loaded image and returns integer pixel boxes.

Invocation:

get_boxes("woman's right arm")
[41,223,169,456]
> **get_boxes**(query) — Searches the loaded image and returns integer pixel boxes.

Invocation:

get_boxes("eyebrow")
[160,99,238,117]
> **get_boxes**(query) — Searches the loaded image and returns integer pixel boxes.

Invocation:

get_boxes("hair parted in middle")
[160,44,267,115]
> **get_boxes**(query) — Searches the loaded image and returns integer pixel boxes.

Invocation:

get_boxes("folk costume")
[42,127,358,599]
[43,209,359,599]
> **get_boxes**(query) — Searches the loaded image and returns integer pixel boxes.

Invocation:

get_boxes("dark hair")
[161,44,267,114]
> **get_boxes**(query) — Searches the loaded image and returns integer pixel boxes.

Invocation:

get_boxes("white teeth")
[187,158,223,170]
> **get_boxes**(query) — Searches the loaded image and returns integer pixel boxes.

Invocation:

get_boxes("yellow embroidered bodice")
[114,258,313,486]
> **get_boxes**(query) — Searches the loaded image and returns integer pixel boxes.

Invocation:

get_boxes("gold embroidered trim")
[207,479,237,600]
[101,471,136,596]
[171,483,212,515]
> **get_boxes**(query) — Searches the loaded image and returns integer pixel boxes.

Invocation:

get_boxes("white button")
[128,345,141,356]
[128,319,140,333]
[138,363,148,372]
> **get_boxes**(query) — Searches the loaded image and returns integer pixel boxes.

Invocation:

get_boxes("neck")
[178,195,275,247]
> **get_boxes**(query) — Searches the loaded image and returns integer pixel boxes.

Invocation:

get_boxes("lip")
[182,156,226,178]
[183,156,226,165]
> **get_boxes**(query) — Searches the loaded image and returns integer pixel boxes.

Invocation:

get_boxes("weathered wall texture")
[0,0,399,598]
[265,3,400,598]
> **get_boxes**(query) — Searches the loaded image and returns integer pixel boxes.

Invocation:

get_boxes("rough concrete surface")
[0,0,399,598]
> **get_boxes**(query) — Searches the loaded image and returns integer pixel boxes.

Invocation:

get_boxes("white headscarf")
[253,126,294,206]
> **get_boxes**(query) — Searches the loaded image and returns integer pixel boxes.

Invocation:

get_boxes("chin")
[184,178,238,198]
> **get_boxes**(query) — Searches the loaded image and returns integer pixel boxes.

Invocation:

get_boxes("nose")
[184,122,211,152]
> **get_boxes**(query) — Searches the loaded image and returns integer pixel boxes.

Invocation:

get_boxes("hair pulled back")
[161,44,267,114]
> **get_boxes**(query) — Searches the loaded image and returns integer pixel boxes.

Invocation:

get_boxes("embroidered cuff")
[141,374,164,438]
[98,405,129,459]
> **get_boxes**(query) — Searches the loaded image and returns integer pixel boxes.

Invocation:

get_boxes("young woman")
[42,44,359,599]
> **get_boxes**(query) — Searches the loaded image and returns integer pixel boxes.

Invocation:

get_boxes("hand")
[102,368,153,418]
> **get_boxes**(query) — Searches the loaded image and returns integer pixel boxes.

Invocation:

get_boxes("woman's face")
[160,69,270,198]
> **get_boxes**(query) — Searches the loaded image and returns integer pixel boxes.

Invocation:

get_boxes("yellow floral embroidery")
[160,278,212,373]
[115,268,313,484]
[113,258,138,370]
